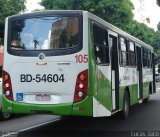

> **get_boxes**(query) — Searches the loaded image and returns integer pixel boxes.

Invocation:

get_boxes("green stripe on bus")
[2,95,13,113]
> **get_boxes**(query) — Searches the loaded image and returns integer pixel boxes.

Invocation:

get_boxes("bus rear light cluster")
[3,71,13,101]
[73,69,88,103]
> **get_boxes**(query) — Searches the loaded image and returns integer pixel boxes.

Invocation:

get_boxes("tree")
[41,0,134,30]
[0,0,26,44]
[126,20,160,59]
[152,31,160,59]
[126,20,155,45]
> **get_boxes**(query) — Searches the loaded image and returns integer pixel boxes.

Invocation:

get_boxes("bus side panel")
[119,67,138,109]
[97,67,112,111]
[88,19,97,116]
[88,19,112,117]
[129,84,139,105]
[143,69,152,99]
[119,86,125,109]
[119,84,138,109]
[143,82,150,99]
[71,15,93,116]
[152,53,156,93]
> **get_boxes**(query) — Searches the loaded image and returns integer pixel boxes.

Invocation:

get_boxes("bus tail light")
[3,71,13,101]
[73,69,88,103]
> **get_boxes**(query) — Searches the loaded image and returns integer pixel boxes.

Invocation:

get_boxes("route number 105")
[75,54,88,63]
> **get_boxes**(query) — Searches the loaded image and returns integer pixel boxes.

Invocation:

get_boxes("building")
[50,17,78,48]
[132,0,151,27]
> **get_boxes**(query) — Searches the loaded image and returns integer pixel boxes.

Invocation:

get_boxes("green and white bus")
[2,11,156,118]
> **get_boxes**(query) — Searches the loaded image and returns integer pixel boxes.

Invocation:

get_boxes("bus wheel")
[2,113,11,119]
[121,92,130,119]
[0,109,11,120]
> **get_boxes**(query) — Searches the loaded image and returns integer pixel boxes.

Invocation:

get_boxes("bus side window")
[93,24,109,65]
[148,51,152,68]
[142,48,149,68]
[119,37,127,66]
[129,41,136,67]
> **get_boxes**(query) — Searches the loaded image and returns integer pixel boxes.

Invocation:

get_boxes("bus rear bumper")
[2,95,93,116]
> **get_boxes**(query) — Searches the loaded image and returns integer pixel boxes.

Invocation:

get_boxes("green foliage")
[152,31,160,59]
[0,0,26,44]
[0,0,26,25]
[126,20,155,45]
[126,21,160,59]
[41,0,72,10]
[41,0,134,30]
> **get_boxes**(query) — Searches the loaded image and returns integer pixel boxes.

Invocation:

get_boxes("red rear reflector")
[79,107,86,111]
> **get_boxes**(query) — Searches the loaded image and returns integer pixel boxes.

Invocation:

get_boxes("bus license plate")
[35,94,51,101]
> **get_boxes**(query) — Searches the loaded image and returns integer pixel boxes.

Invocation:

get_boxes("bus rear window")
[10,16,79,50]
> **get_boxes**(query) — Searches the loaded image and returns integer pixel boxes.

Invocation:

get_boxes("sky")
[131,0,160,30]
[26,0,160,31]
[25,0,44,12]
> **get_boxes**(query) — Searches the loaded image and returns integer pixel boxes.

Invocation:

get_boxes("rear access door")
[109,31,119,111]
[136,46,143,99]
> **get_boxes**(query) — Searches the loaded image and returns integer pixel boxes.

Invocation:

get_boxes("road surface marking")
[1,117,62,137]
[19,117,62,132]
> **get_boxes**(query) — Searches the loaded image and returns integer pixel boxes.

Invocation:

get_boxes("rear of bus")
[2,11,92,116]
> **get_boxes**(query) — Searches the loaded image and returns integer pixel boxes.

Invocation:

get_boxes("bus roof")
[86,11,153,51]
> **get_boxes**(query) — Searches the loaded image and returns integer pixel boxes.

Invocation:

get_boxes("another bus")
[2,11,156,118]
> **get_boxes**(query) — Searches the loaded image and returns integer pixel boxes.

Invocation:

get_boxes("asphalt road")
[18,90,160,137]
[0,114,60,131]
[1,83,160,137]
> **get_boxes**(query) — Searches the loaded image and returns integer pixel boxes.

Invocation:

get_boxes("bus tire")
[0,108,11,120]
[121,92,130,119]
